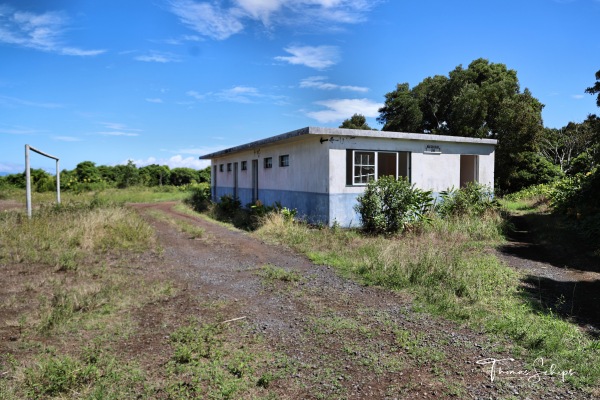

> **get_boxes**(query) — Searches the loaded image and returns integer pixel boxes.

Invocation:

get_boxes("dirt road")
[130,202,592,399]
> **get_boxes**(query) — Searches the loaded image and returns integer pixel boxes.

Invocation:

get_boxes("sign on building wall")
[424,145,442,154]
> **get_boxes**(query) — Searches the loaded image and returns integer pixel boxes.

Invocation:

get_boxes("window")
[264,157,272,168]
[219,164,224,172]
[227,163,233,172]
[354,151,375,184]
[279,154,289,167]
[346,150,410,186]
[241,161,247,171]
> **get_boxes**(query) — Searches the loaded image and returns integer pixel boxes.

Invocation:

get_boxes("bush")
[185,184,211,212]
[354,176,433,234]
[436,183,498,217]
[217,195,241,214]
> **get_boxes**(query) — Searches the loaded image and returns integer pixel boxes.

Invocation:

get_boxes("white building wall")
[327,136,495,226]
[210,137,330,221]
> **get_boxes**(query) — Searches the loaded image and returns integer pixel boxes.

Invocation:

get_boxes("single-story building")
[200,127,497,227]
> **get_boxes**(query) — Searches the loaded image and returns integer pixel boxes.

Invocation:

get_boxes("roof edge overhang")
[199,126,498,160]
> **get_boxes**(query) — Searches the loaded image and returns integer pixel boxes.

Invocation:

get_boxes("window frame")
[241,161,247,171]
[264,157,273,169]
[348,150,410,186]
[219,164,224,172]
[279,154,289,167]
[353,151,376,185]
[227,163,232,172]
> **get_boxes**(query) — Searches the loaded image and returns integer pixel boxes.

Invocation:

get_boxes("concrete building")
[200,127,497,227]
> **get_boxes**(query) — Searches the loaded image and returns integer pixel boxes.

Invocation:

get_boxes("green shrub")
[436,183,498,217]
[185,184,211,212]
[354,176,433,234]
[217,195,241,214]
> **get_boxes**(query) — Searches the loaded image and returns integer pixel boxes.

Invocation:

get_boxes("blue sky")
[1,0,599,173]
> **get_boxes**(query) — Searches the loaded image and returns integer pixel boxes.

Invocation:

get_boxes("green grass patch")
[165,319,292,398]
[255,212,600,388]
[146,208,206,239]
[258,264,302,283]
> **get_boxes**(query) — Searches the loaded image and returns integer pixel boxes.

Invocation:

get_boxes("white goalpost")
[25,144,61,218]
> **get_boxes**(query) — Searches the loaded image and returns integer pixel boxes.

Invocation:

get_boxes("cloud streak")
[96,122,142,137]
[135,51,181,63]
[187,86,285,104]
[0,5,105,56]
[300,76,368,92]
[306,98,383,123]
[169,0,378,40]
[275,45,340,69]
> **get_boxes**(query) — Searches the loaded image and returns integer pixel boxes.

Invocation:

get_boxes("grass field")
[1,188,599,396]
[256,210,600,388]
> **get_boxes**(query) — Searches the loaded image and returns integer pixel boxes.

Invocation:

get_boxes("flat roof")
[199,126,498,159]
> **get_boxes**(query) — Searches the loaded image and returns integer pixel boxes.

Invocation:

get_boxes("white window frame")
[353,150,401,185]
[241,160,247,171]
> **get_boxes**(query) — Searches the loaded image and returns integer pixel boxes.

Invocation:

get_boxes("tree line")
[0,160,210,192]
[341,59,600,194]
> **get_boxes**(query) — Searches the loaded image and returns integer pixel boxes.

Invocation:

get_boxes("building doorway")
[251,159,258,203]
[460,155,479,187]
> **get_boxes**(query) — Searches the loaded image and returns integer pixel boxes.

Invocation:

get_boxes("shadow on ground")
[499,212,600,334]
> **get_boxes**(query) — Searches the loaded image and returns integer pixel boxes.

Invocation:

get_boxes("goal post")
[25,144,61,218]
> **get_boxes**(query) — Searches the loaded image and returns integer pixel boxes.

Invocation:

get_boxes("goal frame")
[25,144,61,218]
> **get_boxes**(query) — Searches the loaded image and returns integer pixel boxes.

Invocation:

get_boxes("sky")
[1,0,599,174]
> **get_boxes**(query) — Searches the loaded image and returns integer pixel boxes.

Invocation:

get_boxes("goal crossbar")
[25,144,61,218]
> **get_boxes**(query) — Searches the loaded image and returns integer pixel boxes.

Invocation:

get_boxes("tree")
[339,114,374,130]
[540,118,597,174]
[377,83,422,132]
[377,58,544,192]
[74,161,101,183]
[139,164,171,186]
[113,160,140,188]
[197,166,211,183]
[585,69,600,107]
[170,167,198,186]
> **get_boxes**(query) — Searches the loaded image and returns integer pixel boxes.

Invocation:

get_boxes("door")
[212,165,217,200]
[251,159,258,203]
[460,155,479,187]
[233,162,238,199]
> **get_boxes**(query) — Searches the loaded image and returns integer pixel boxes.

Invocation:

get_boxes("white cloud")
[0,126,39,135]
[186,90,205,100]
[300,76,368,92]
[275,45,340,69]
[53,136,81,142]
[306,98,383,123]
[187,86,285,104]
[98,131,140,137]
[571,94,585,99]
[218,86,261,103]
[169,0,378,40]
[146,98,164,103]
[96,122,142,137]
[130,155,210,169]
[0,5,105,56]
[0,162,23,173]
[0,94,63,109]
[135,51,181,63]
[99,122,142,132]
[169,0,244,40]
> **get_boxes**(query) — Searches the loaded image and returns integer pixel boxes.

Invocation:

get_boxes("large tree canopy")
[377,58,546,192]
[585,69,600,107]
